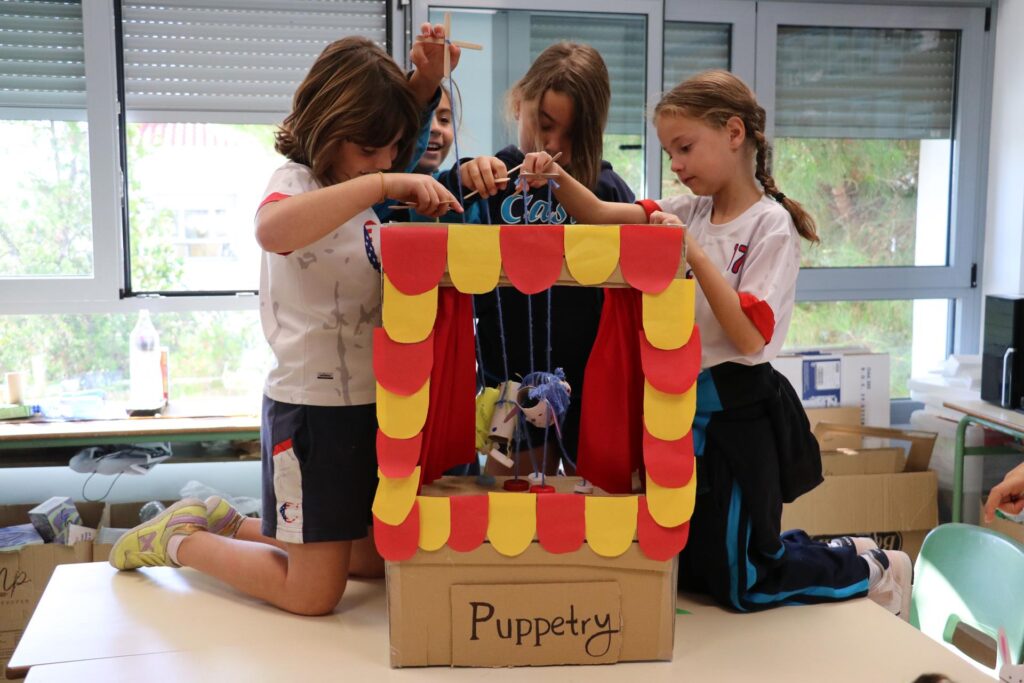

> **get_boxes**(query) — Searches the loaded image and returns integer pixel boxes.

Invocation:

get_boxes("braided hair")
[654,70,818,243]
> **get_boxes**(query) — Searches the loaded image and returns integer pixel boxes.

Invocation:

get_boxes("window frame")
[754,2,989,358]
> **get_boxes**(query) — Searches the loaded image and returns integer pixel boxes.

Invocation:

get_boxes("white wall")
[983,0,1024,299]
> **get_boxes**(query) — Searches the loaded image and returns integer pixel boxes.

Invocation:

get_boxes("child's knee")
[285,578,348,616]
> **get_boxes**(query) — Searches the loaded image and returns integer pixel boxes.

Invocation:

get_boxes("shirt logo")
[728,243,749,274]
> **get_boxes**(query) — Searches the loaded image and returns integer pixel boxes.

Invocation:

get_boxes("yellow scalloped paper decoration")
[564,225,620,285]
[371,466,421,526]
[645,471,696,528]
[447,224,501,293]
[376,380,430,440]
[487,492,536,557]
[584,496,638,557]
[643,380,696,441]
[417,495,450,551]
[383,275,437,343]
[641,278,695,350]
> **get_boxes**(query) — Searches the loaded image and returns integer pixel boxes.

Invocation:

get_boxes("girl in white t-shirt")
[108,26,463,616]
[521,70,913,621]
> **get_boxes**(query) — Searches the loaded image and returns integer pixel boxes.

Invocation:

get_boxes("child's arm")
[256,173,460,253]
[408,23,460,107]
[522,152,645,225]
[984,461,1024,523]
[650,210,781,356]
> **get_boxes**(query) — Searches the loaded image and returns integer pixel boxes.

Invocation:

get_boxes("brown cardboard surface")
[806,406,862,450]
[450,582,622,666]
[387,543,675,667]
[782,449,938,560]
[0,502,101,678]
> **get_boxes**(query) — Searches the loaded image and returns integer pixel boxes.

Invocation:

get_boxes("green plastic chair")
[911,523,1024,669]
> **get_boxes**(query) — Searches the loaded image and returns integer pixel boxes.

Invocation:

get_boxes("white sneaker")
[828,536,879,555]
[865,549,912,621]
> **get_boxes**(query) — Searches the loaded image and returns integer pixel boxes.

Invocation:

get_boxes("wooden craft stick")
[462,151,562,200]
[417,36,483,50]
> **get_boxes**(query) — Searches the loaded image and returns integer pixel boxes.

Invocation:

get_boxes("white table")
[10,562,995,682]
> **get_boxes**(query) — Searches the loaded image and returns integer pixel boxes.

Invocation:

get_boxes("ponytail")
[752,130,818,243]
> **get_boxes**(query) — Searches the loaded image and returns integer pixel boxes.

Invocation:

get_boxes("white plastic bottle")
[129,309,164,412]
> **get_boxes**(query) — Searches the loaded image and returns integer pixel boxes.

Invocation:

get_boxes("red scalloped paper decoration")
[381,225,448,295]
[372,328,433,397]
[447,494,489,552]
[642,426,695,488]
[375,430,423,478]
[373,501,420,561]
[637,496,690,561]
[499,225,565,294]
[638,326,700,395]
[536,493,585,554]
[619,225,683,293]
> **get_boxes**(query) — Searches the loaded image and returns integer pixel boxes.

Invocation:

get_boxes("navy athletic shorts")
[260,396,378,543]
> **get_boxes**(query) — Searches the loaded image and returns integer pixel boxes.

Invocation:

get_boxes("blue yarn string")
[444,62,466,221]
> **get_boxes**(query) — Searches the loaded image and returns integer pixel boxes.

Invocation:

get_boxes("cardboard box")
[782,448,938,560]
[387,544,676,667]
[386,478,677,667]
[806,406,862,450]
[773,350,890,430]
[0,502,102,678]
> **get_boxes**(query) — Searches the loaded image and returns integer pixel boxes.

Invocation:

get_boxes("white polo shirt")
[258,161,383,406]
[645,194,801,368]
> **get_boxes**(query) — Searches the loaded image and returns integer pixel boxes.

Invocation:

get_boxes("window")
[756,3,987,398]
[120,1,388,294]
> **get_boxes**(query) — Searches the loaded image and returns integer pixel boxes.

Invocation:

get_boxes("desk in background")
[9,562,994,682]
[944,398,1024,523]
[0,415,258,452]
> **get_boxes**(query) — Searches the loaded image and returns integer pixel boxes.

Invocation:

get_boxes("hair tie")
[773,191,786,202]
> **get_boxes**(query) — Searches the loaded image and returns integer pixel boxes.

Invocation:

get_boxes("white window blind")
[775,26,958,139]
[663,21,730,91]
[529,13,645,137]
[0,0,85,111]
[121,0,387,119]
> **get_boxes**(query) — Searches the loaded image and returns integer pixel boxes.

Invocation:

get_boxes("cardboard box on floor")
[773,350,890,433]
[782,423,939,560]
[386,478,676,668]
[0,502,103,678]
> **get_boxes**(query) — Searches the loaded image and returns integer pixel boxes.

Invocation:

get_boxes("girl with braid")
[521,70,913,620]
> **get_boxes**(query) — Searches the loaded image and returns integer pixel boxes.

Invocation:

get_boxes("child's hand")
[649,210,683,226]
[460,156,508,199]
[984,462,1024,522]
[410,23,461,88]
[386,173,463,217]
[521,151,563,189]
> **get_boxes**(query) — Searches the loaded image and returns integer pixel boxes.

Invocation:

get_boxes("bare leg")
[349,529,384,578]
[176,532,351,616]
[233,517,286,551]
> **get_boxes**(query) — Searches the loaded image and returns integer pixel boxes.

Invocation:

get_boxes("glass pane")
[430,8,646,195]
[774,27,958,268]
[661,21,730,199]
[0,120,93,278]
[0,310,270,410]
[786,299,950,398]
[126,123,282,292]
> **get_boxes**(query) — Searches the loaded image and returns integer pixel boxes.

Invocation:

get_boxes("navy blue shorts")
[260,396,378,544]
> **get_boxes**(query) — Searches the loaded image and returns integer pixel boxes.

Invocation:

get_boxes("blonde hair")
[275,37,420,187]
[655,70,818,243]
[508,42,610,190]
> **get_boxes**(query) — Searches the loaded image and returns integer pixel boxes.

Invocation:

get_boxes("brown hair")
[655,70,818,243]
[275,36,420,187]
[508,42,610,190]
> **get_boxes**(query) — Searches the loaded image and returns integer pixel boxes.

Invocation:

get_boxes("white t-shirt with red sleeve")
[257,161,383,406]
[638,193,801,368]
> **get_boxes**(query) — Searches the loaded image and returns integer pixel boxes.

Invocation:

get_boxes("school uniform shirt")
[638,193,801,368]
[257,161,382,407]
